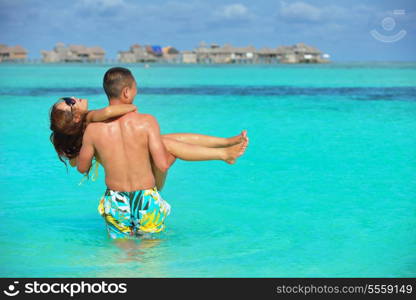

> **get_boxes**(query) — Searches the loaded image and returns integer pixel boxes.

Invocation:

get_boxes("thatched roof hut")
[41,43,105,62]
[0,45,28,62]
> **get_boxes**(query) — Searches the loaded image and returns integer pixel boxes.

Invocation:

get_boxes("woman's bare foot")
[223,136,249,164]
[225,130,248,147]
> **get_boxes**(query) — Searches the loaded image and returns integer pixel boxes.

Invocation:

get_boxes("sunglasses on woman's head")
[59,97,76,106]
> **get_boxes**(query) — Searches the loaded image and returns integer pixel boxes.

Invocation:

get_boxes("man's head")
[103,67,137,103]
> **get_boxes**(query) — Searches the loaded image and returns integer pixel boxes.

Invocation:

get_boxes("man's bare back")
[78,112,172,192]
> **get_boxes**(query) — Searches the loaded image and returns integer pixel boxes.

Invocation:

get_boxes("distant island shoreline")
[1,42,330,64]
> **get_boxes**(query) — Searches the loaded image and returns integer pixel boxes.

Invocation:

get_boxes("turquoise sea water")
[0,63,415,277]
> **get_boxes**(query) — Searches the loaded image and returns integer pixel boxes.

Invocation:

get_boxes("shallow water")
[0,63,415,277]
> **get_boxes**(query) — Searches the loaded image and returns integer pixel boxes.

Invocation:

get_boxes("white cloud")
[73,0,132,21]
[274,2,389,43]
[214,4,252,20]
[279,1,322,22]
[278,1,357,24]
[79,0,126,8]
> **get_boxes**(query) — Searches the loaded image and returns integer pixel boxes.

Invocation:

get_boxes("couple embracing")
[50,67,248,239]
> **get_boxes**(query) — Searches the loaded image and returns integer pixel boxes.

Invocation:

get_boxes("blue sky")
[1,0,415,61]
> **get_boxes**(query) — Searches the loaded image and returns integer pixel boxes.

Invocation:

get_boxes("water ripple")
[1,86,415,101]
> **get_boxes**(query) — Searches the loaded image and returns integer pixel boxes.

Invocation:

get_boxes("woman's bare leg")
[162,137,247,164]
[152,138,247,191]
[152,135,248,191]
[163,130,247,148]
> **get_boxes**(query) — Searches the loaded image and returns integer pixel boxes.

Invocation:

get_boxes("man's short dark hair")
[103,67,135,99]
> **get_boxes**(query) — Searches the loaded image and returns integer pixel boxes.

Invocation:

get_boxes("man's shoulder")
[121,112,157,123]
[84,122,101,133]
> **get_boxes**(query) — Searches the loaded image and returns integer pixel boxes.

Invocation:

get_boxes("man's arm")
[146,115,175,173]
[151,157,168,191]
[77,127,95,174]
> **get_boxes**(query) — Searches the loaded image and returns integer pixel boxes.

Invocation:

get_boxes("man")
[77,67,175,239]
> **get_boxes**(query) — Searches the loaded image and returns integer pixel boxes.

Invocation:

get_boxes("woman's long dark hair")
[49,102,88,165]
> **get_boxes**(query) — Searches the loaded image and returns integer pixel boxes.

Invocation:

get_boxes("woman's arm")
[86,104,137,123]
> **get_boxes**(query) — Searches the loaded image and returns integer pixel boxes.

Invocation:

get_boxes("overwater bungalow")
[162,46,180,63]
[256,47,279,64]
[228,45,256,64]
[278,43,326,63]
[41,43,105,63]
[192,43,257,64]
[182,50,197,64]
[182,42,329,64]
[0,44,28,62]
[118,44,180,63]
[118,44,155,63]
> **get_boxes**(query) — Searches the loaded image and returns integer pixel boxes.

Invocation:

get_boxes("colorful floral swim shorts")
[98,187,171,239]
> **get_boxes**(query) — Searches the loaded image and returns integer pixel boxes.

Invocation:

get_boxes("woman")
[50,97,248,188]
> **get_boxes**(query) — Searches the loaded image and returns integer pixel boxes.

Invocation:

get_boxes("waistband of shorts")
[105,186,158,194]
